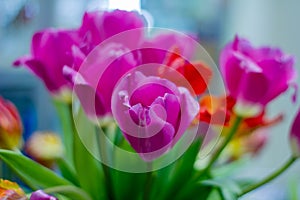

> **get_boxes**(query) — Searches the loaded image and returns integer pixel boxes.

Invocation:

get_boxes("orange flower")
[223,98,282,161]
[198,95,235,125]
[159,46,212,96]
[199,94,282,160]
[0,179,26,200]
[226,111,283,138]
[0,97,23,150]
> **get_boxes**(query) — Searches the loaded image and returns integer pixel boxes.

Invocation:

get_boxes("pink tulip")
[78,9,145,54]
[13,29,79,93]
[220,36,296,116]
[111,71,199,160]
[64,43,138,117]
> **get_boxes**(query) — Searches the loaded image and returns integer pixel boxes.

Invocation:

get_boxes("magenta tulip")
[290,108,300,156]
[13,10,145,95]
[30,190,57,200]
[111,71,199,161]
[140,32,196,64]
[64,43,138,117]
[62,10,146,116]
[78,9,145,53]
[220,36,296,116]
[13,29,79,93]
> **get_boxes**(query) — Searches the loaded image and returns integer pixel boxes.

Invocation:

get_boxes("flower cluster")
[14,9,211,160]
[0,8,297,200]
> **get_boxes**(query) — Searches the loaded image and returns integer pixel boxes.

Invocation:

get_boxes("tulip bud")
[0,97,23,150]
[290,109,300,157]
[0,179,26,200]
[25,131,64,168]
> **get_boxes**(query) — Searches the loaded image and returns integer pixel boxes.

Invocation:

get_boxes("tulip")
[111,71,199,161]
[63,10,146,117]
[198,95,235,125]
[64,43,138,118]
[0,179,26,200]
[25,131,64,168]
[0,97,23,150]
[220,36,296,117]
[13,29,79,95]
[78,9,145,54]
[140,32,196,64]
[140,33,211,96]
[160,46,212,95]
[30,190,57,200]
[68,9,145,75]
[290,108,300,156]
[13,10,145,96]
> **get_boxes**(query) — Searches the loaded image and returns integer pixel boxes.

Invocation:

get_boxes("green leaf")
[211,157,249,178]
[150,163,175,200]
[73,107,107,200]
[201,179,241,200]
[111,169,148,200]
[208,189,226,200]
[56,158,79,186]
[44,185,93,200]
[174,182,213,200]
[159,138,203,200]
[0,150,72,190]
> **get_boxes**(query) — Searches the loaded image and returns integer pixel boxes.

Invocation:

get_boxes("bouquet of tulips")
[0,9,299,200]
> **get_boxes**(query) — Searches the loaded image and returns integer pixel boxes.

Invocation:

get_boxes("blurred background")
[0,0,299,199]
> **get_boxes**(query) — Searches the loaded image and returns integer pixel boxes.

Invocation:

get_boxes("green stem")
[53,100,74,165]
[56,158,79,185]
[207,116,243,170]
[43,185,93,200]
[143,163,153,200]
[238,156,297,197]
[193,116,243,180]
[96,127,115,200]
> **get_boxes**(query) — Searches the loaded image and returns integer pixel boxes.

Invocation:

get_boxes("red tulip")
[0,97,23,150]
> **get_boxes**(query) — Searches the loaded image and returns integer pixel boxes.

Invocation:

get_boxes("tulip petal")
[239,72,269,103]
[174,87,199,143]
[124,121,175,160]
[111,72,198,160]
[220,35,296,109]
[13,29,79,93]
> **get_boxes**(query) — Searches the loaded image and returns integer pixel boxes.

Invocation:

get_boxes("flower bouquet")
[0,9,299,200]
